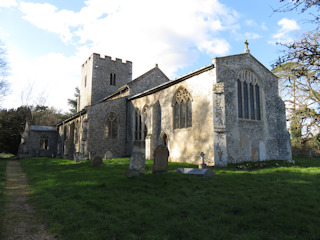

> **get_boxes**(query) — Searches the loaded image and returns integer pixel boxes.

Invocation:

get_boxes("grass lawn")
[19,156,320,240]
[0,159,7,212]
[0,155,8,237]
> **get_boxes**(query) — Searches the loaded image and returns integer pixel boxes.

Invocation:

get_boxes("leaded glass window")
[135,109,142,140]
[173,88,192,129]
[243,81,249,119]
[237,69,262,121]
[106,112,118,139]
[256,84,261,120]
[237,79,243,118]
[250,83,255,120]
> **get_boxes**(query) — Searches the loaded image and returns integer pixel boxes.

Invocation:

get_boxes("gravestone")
[126,152,145,177]
[92,156,103,167]
[153,144,169,173]
[176,168,215,177]
[74,152,83,162]
[104,151,113,159]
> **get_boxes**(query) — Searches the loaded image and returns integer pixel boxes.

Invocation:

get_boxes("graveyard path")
[1,160,57,240]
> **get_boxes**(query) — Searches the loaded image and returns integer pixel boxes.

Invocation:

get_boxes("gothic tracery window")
[173,87,192,129]
[237,69,261,121]
[105,112,118,139]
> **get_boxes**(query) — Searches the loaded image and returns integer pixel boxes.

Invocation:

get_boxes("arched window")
[237,79,243,118]
[40,135,49,150]
[143,106,148,139]
[110,73,116,86]
[105,112,118,138]
[173,87,192,129]
[134,109,142,140]
[237,69,261,120]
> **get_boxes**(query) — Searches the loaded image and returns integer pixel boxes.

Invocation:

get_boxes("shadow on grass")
[19,157,320,240]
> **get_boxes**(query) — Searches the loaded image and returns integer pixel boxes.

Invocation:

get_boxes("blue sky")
[0,0,315,112]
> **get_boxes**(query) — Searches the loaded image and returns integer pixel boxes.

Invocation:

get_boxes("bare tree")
[0,40,10,104]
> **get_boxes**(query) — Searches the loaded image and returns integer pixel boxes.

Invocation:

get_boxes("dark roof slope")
[128,64,214,101]
[29,125,57,131]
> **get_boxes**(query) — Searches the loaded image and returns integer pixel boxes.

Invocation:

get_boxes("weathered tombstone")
[176,168,215,177]
[126,152,145,177]
[153,144,169,173]
[74,152,83,162]
[92,156,103,167]
[104,151,113,159]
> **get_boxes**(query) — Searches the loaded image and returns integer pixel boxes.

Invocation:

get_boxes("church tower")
[78,53,132,110]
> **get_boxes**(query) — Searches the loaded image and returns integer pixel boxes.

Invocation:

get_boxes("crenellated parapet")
[79,53,133,110]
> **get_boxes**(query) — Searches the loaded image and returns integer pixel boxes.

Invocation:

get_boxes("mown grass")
[20,157,320,240]
[0,158,8,235]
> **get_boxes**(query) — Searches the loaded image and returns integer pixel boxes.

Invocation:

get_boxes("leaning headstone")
[153,144,169,173]
[176,168,215,177]
[104,151,113,159]
[126,152,145,177]
[92,156,103,167]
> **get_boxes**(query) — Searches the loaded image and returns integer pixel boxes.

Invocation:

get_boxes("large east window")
[237,70,261,121]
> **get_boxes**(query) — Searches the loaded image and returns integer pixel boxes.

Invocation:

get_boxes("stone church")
[18,46,292,166]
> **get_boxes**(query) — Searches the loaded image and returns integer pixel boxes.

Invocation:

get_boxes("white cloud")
[244,32,262,40]
[18,0,240,78]
[5,0,243,112]
[270,18,300,44]
[3,49,81,112]
[0,0,18,8]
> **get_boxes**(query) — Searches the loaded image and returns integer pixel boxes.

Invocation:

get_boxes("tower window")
[110,73,116,86]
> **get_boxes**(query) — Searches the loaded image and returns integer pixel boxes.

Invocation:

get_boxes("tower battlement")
[79,53,133,110]
[82,53,132,68]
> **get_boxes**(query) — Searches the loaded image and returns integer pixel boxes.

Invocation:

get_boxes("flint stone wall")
[129,68,216,165]
[214,54,291,163]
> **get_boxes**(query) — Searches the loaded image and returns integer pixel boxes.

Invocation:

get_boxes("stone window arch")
[39,135,49,150]
[110,73,116,86]
[143,105,148,139]
[134,109,142,140]
[237,69,261,120]
[105,112,118,139]
[173,87,192,129]
[74,120,79,143]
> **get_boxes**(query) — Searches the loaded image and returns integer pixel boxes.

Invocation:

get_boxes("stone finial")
[244,40,250,54]
[155,63,158,68]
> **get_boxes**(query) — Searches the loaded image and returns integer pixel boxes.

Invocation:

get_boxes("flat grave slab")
[176,168,215,177]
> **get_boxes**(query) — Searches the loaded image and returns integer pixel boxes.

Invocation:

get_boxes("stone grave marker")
[104,151,113,159]
[176,168,214,177]
[92,156,103,167]
[74,152,83,162]
[126,152,145,177]
[153,144,169,173]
